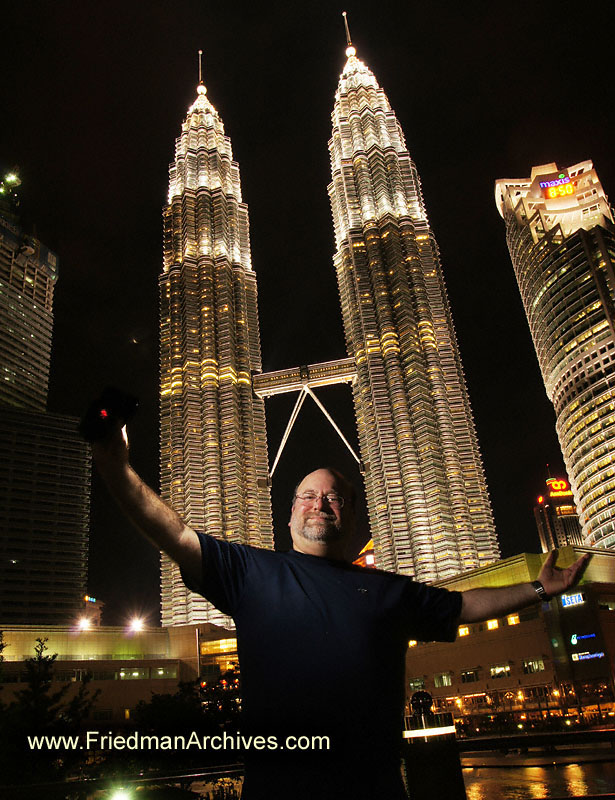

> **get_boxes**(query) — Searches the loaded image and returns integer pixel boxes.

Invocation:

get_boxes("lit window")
[490,665,511,679]
[507,614,520,626]
[523,659,545,674]
[408,640,417,648]
[487,619,499,630]
[458,626,469,637]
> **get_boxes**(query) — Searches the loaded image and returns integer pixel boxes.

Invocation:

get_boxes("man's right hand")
[91,422,130,474]
[84,402,201,585]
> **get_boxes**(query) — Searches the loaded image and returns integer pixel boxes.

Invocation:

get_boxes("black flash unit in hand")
[79,386,139,442]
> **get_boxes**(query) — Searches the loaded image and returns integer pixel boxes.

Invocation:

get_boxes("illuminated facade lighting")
[534,475,584,552]
[328,44,499,580]
[0,193,90,625]
[0,215,58,409]
[496,162,615,550]
[159,78,273,626]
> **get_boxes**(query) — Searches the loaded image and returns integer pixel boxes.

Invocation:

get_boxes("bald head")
[292,467,356,510]
[288,468,356,560]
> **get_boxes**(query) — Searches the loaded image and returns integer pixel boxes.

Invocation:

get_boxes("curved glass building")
[496,161,615,550]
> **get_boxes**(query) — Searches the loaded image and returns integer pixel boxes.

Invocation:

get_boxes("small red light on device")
[100,409,109,419]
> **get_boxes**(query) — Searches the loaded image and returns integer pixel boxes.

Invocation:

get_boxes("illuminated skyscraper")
[327,39,499,581]
[160,78,273,626]
[534,476,584,553]
[496,161,615,550]
[0,171,90,624]
[0,172,57,410]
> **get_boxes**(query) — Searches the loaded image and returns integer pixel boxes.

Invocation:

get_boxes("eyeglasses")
[294,491,345,508]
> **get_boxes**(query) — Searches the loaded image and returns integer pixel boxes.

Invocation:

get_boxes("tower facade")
[0,205,57,410]
[496,161,615,550]
[535,476,584,553]
[160,81,273,626]
[0,171,90,625]
[0,407,90,624]
[328,45,499,581]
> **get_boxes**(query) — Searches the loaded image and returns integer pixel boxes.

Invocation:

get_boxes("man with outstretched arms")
[92,423,589,800]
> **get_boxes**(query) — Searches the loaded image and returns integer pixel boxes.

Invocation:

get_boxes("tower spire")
[196,49,207,97]
[342,11,356,57]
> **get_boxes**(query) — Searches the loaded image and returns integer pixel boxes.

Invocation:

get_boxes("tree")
[0,637,100,787]
[200,667,241,729]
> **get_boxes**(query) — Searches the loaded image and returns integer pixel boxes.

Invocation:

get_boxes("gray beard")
[299,516,343,542]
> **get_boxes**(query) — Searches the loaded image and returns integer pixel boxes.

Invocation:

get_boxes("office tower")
[159,79,273,626]
[0,171,90,624]
[496,162,615,550]
[327,41,499,581]
[535,476,584,552]
[0,408,90,624]
[0,185,57,410]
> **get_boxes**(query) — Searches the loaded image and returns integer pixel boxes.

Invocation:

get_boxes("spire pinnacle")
[342,12,356,57]
[197,49,207,95]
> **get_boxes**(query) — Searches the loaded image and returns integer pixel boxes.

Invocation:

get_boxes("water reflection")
[463,762,615,800]
[528,768,548,799]
[563,763,589,797]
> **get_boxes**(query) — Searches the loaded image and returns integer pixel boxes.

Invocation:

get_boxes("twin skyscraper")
[159,37,501,626]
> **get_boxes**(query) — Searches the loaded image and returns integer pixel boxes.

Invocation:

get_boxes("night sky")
[2,2,613,625]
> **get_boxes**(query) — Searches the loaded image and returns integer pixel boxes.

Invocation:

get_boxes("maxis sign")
[539,174,576,199]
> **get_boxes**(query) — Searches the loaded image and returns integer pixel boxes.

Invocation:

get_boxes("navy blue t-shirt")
[183,533,462,798]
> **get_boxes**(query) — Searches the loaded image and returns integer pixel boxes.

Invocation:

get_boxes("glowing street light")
[128,617,144,632]
[77,617,91,631]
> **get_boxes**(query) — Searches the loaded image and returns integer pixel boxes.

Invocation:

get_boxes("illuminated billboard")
[539,174,576,200]
[546,478,574,499]
[561,592,584,607]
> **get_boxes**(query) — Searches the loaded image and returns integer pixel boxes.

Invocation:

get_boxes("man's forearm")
[94,453,201,583]
[458,550,591,624]
[459,583,538,623]
[98,462,184,556]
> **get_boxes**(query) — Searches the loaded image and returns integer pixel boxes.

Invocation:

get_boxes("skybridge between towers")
[252,358,361,478]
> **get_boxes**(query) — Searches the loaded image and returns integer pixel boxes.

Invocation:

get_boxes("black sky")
[2,1,613,625]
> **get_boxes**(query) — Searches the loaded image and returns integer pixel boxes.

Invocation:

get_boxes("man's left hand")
[538,550,591,598]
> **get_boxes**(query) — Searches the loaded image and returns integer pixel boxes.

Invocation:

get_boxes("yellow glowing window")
[458,626,470,637]
[486,619,499,630]
[201,638,237,654]
[507,614,520,626]
[408,640,417,648]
